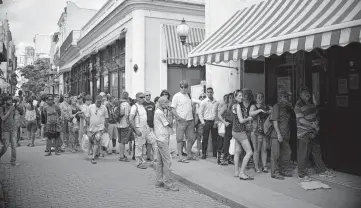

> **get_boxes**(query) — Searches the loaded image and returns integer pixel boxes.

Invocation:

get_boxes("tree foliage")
[19,58,51,94]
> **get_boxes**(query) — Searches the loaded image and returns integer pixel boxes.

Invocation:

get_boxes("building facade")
[53,0,205,99]
[0,18,17,94]
[52,1,101,95]
[189,0,361,176]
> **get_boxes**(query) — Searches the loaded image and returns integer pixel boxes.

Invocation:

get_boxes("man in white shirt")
[198,87,219,159]
[154,97,179,191]
[85,95,109,164]
[171,80,197,163]
[129,92,157,169]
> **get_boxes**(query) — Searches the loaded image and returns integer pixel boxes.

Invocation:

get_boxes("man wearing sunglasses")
[143,91,156,161]
[171,80,197,163]
[129,92,157,169]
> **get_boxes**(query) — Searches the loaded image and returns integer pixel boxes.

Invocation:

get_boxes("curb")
[171,171,248,208]
[0,183,4,208]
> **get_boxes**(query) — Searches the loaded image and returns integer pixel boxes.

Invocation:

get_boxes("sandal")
[178,158,190,163]
[187,156,198,161]
[234,172,240,177]
[91,159,97,164]
[255,169,261,173]
[262,167,269,173]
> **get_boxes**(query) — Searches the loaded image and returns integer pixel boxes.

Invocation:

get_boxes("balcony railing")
[60,30,81,55]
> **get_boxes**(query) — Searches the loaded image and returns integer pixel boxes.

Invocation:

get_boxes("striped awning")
[163,24,205,65]
[188,0,361,66]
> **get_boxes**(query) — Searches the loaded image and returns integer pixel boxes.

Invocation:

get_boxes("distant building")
[17,46,35,67]
[33,34,52,60]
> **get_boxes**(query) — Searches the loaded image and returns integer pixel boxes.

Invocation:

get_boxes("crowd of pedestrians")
[0,81,336,191]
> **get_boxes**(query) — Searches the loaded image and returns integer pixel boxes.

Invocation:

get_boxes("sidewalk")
[168,136,361,208]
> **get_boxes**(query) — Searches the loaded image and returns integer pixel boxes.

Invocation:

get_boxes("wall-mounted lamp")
[133,64,138,72]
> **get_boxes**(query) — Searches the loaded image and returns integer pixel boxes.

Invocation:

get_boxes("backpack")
[114,101,126,123]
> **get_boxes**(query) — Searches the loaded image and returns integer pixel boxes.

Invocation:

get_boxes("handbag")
[229,138,235,155]
[218,122,226,137]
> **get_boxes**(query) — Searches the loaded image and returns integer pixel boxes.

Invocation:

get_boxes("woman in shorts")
[232,89,254,180]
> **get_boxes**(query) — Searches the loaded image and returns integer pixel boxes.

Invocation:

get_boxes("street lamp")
[176,19,200,47]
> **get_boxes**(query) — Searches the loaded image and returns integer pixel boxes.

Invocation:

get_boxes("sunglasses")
[180,85,188,89]
[145,95,151,97]
[200,96,206,99]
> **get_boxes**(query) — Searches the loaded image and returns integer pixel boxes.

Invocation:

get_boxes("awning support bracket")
[210,64,238,70]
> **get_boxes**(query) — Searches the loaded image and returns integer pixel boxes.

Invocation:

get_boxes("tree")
[19,58,51,95]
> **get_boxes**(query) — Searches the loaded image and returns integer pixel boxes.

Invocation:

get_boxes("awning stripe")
[189,0,361,66]
[163,24,205,65]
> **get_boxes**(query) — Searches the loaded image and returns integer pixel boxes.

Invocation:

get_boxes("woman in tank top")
[25,100,39,147]
[232,89,254,180]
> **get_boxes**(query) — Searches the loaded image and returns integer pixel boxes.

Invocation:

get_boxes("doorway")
[167,65,205,98]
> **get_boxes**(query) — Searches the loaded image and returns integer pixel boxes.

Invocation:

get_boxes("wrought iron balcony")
[60,30,81,55]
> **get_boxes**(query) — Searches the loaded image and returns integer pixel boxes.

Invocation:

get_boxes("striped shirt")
[294,99,318,139]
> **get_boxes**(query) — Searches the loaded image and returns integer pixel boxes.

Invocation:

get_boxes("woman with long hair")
[232,89,254,180]
[25,99,40,147]
[249,92,270,173]
[218,93,234,165]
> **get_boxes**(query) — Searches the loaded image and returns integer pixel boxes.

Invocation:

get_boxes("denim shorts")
[232,131,248,143]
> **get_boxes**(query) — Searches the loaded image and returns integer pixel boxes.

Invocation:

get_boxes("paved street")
[0,140,229,208]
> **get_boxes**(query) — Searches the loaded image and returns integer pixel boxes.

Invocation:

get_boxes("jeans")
[270,138,291,176]
[297,135,327,177]
[202,120,218,156]
[222,124,232,157]
[156,140,172,186]
[0,131,17,163]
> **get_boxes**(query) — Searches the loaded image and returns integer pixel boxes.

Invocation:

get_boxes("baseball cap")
[300,86,310,94]
[95,95,102,101]
[85,95,92,101]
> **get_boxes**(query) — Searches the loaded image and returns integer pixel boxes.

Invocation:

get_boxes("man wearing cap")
[269,90,293,180]
[129,92,157,169]
[295,86,334,181]
[59,94,72,148]
[85,95,109,164]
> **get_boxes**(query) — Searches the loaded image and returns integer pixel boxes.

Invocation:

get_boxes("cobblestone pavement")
[0,141,229,208]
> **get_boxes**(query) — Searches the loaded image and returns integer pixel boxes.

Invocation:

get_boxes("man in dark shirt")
[143,91,156,161]
[269,90,292,180]
[0,96,24,166]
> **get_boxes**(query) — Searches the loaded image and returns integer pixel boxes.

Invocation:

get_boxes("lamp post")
[176,19,200,47]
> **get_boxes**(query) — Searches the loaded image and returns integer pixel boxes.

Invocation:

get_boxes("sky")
[0,0,107,56]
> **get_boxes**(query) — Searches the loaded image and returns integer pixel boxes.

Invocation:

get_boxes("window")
[110,72,118,98]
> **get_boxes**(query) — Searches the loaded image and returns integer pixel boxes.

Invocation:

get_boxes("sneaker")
[298,176,312,182]
[118,157,130,162]
[155,182,164,188]
[319,170,335,178]
[271,174,284,180]
[137,163,147,169]
[10,162,19,166]
[165,184,179,191]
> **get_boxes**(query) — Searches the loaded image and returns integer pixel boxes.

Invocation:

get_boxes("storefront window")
[104,74,109,94]
[111,72,118,98]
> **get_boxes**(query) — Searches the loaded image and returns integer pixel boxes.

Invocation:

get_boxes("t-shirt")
[130,103,147,128]
[85,104,109,132]
[171,92,193,121]
[154,108,170,142]
[143,101,155,128]
[0,106,16,132]
[270,103,291,140]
